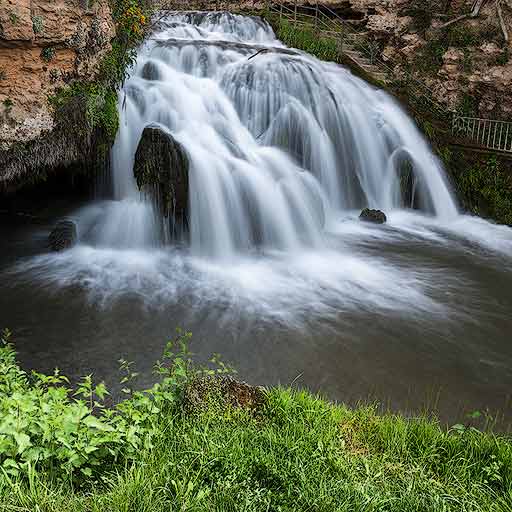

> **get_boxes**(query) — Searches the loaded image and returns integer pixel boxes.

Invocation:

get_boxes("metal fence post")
[294,0,297,22]
[315,0,318,30]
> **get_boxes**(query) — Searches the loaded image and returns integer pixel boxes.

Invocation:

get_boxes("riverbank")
[1,330,512,511]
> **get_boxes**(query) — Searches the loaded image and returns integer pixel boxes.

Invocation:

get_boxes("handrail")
[452,115,512,153]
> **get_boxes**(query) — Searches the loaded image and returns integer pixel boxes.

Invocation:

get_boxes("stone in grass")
[49,220,78,251]
[359,208,387,224]
[183,376,266,413]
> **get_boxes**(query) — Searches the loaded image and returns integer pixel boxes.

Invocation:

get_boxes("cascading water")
[103,11,458,259]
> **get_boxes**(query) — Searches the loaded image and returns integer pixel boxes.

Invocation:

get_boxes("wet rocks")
[133,124,189,227]
[49,220,77,251]
[359,208,387,224]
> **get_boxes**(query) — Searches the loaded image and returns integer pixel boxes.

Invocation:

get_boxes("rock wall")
[0,0,115,151]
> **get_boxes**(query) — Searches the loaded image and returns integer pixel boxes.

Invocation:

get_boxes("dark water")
[1,194,512,430]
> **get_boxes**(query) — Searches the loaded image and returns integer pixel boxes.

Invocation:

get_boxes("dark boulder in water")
[359,208,387,224]
[141,61,160,81]
[133,124,189,230]
[49,220,78,251]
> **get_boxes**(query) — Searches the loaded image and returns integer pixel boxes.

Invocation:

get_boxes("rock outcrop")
[133,124,190,230]
[0,0,115,151]
[359,208,387,223]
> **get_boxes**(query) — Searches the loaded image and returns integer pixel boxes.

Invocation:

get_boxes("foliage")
[457,91,479,117]
[1,328,512,510]
[413,24,479,75]
[494,48,510,67]
[31,15,43,34]
[457,155,512,225]
[41,47,56,63]
[0,328,226,485]
[402,0,440,33]
[50,83,119,141]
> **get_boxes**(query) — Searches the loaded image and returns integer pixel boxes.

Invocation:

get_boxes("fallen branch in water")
[248,48,270,60]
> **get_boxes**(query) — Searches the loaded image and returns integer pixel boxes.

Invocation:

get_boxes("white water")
[7,12,512,325]
[104,11,458,259]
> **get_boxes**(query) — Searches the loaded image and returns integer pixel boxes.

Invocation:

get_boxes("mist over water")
[3,12,512,425]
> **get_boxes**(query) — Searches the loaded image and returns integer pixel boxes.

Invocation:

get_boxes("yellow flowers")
[118,2,148,38]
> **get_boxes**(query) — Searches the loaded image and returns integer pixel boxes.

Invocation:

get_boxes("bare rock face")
[0,0,115,151]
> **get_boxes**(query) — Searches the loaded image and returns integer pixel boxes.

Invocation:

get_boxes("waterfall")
[104,11,458,258]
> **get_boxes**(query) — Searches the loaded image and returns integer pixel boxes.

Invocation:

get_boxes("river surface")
[1,12,512,428]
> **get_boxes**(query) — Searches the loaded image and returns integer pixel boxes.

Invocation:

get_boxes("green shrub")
[32,15,43,34]
[271,18,341,64]
[41,47,56,63]
[1,328,512,510]
[457,156,512,225]
[0,328,229,484]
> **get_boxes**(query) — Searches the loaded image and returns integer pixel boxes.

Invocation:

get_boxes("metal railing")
[452,116,512,153]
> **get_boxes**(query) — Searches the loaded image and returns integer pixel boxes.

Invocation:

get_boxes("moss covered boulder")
[133,124,189,229]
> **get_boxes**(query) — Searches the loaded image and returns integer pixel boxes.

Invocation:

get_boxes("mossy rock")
[133,124,189,227]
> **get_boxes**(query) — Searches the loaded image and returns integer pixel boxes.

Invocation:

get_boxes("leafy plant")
[41,47,56,63]
[457,155,512,225]
[32,15,43,34]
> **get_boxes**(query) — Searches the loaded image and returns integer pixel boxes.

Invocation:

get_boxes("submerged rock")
[359,208,387,224]
[133,124,189,229]
[49,220,78,251]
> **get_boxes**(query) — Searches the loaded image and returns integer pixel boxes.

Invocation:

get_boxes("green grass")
[269,17,342,64]
[1,330,512,511]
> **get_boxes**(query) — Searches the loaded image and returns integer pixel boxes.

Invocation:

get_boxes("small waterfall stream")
[101,11,458,258]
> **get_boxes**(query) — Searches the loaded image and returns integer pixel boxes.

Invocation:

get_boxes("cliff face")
[0,0,115,151]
